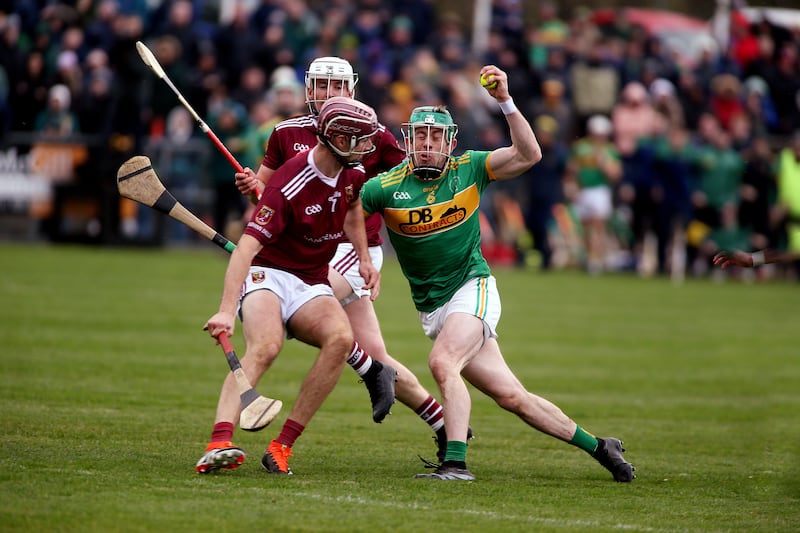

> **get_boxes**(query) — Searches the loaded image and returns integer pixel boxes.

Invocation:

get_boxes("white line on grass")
[276,490,671,531]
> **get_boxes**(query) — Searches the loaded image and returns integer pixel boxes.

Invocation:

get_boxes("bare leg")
[427,312,485,444]
[286,295,352,426]
[461,337,576,440]
[214,289,283,424]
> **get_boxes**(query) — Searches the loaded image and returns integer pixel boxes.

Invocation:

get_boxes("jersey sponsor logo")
[305,204,323,215]
[398,205,467,235]
[255,205,275,225]
[393,191,412,200]
[293,142,311,152]
[384,184,480,237]
[246,221,273,239]
[304,231,345,243]
[251,271,265,284]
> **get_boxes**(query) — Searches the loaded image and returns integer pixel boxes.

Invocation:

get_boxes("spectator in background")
[278,0,320,63]
[765,44,800,136]
[528,76,573,147]
[84,0,119,52]
[650,78,684,128]
[527,0,569,73]
[253,22,295,77]
[35,83,78,136]
[184,40,225,121]
[776,131,800,259]
[729,10,760,73]
[741,75,777,137]
[231,64,267,110]
[523,114,566,271]
[709,73,744,132]
[214,2,259,87]
[738,135,776,254]
[394,0,435,45]
[106,11,147,151]
[652,124,695,276]
[153,0,203,67]
[612,81,659,273]
[569,37,620,130]
[206,97,249,238]
[699,203,752,280]
[145,35,188,137]
[729,111,754,153]
[78,49,115,136]
[676,70,707,131]
[145,106,208,242]
[690,126,745,275]
[10,49,50,132]
[565,114,623,274]
[619,35,647,87]
[383,15,416,81]
[54,49,82,99]
[244,69,305,173]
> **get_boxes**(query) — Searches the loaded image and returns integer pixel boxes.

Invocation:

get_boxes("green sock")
[569,425,599,454]
[444,441,467,463]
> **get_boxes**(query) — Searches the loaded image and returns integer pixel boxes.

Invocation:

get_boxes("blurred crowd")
[2,0,800,279]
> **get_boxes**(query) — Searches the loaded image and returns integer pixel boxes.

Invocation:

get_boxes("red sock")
[276,418,305,448]
[211,421,234,443]
[347,340,373,376]
[415,395,444,432]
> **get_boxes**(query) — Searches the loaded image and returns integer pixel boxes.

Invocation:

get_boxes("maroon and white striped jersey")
[262,113,406,247]
[244,149,366,286]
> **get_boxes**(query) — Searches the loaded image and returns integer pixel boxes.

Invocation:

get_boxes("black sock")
[364,360,383,378]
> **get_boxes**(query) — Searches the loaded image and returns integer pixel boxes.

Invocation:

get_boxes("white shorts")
[576,185,612,220]
[419,276,501,340]
[240,266,333,324]
[329,243,384,299]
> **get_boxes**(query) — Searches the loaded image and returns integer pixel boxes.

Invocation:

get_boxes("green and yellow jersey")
[361,150,494,312]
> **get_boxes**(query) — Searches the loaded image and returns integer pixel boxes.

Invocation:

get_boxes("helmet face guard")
[317,96,378,167]
[402,106,458,181]
[305,57,358,115]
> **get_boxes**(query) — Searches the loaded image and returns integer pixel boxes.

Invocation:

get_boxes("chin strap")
[409,159,444,181]
[321,138,360,168]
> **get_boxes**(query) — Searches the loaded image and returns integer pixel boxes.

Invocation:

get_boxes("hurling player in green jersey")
[361,65,634,482]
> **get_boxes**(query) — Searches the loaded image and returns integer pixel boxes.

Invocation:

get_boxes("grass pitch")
[1,243,798,532]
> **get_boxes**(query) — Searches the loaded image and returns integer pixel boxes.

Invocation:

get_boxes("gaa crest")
[251,271,265,284]
[255,205,275,225]
[345,184,354,202]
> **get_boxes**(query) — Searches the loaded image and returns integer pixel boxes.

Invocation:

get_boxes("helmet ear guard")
[317,96,379,167]
[402,106,458,181]
[305,57,358,115]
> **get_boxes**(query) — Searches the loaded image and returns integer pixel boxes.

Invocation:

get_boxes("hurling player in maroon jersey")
[198,98,383,475]
[235,57,459,463]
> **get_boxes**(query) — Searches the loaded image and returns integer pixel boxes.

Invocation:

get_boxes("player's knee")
[428,354,454,384]
[247,340,281,369]
[325,328,354,360]
[494,390,525,413]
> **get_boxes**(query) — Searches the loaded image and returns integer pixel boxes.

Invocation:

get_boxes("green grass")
[1,243,798,532]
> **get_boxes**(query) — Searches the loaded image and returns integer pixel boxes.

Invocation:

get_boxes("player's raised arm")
[479,65,542,181]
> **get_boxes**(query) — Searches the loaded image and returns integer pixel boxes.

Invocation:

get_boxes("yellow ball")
[480,74,497,89]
